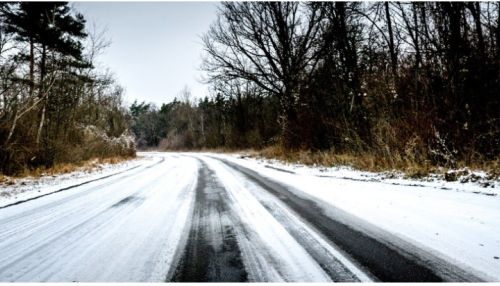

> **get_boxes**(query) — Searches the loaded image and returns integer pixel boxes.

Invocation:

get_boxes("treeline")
[0,2,134,175]
[131,86,280,150]
[134,2,500,170]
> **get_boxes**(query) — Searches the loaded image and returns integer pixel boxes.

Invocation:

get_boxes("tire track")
[170,160,247,282]
[240,185,369,282]
[212,156,481,282]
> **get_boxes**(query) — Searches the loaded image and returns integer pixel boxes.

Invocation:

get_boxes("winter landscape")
[1,1,499,283]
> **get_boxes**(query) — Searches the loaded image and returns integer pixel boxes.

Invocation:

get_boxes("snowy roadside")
[206,152,500,281]
[0,154,157,208]
[228,154,499,196]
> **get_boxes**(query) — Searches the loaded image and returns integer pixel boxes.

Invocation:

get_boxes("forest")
[131,2,500,174]
[1,2,499,176]
[0,2,134,175]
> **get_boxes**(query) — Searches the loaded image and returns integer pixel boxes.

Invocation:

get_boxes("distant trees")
[130,100,164,148]
[129,85,280,151]
[0,2,133,175]
[138,1,498,169]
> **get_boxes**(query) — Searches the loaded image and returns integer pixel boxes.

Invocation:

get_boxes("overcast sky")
[74,2,218,106]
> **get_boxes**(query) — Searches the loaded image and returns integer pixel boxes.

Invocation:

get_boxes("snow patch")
[0,153,158,208]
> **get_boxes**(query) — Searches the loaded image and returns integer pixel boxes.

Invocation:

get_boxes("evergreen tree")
[4,2,88,145]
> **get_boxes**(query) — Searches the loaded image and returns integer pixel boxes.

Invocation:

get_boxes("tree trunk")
[470,2,485,60]
[412,3,421,70]
[6,107,18,143]
[413,2,421,112]
[36,45,47,145]
[36,99,46,145]
[497,3,500,60]
[29,37,34,98]
[40,44,47,95]
[280,91,301,150]
[385,2,397,78]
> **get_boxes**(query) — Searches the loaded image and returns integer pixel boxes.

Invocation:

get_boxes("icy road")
[0,152,497,282]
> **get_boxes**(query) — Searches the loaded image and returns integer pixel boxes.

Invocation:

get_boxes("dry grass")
[0,174,10,184]
[258,145,386,170]
[257,145,499,179]
[5,155,135,179]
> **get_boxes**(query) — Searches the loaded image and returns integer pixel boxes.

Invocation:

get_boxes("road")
[0,153,483,282]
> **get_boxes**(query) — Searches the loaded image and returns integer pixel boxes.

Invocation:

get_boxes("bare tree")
[202,2,325,148]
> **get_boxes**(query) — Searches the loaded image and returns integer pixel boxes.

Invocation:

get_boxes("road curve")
[0,152,482,282]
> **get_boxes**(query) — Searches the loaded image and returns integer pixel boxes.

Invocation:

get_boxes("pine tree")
[4,2,88,144]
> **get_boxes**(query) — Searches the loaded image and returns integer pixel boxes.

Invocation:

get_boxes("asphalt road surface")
[0,153,483,282]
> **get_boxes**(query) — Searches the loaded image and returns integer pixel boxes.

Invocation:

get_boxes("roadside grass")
[0,155,136,184]
[0,174,10,184]
[256,145,500,180]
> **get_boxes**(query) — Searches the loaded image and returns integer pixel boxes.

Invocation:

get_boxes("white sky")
[74,2,218,106]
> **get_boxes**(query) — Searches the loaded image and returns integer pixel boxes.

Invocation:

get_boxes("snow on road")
[0,152,498,282]
[196,155,370,282]
[0,153,198,282]
[208,153,500,281]
[197,156,333,282]
[0,153,160,208]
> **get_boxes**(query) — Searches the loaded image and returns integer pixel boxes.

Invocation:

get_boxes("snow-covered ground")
[0,153,198,281]
[0,154,159,208]
[207,152,500,281]
[0,151,498,282]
